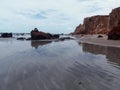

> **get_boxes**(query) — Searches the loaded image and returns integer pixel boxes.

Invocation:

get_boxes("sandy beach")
[0,37,120,90]
[74,34,120,48]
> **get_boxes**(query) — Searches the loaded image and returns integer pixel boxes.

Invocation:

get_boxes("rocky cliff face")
[83,15,109,34]
[74,15,109,34]
[74,7,120,40]
[74,24,84,34]
[108,7,120,40]
[109,7,120,30]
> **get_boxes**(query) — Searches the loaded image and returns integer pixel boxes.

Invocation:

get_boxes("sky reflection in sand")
[0,39,120,90]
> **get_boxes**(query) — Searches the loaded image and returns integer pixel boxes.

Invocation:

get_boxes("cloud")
[19,11,47,19]
[0,0,120,33]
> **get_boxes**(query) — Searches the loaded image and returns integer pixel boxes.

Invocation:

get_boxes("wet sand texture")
[0,39,120,90]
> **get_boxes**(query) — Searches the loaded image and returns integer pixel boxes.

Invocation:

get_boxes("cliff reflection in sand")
[82,43,120,66]
[0,39,120,90]
[31,40,52,49]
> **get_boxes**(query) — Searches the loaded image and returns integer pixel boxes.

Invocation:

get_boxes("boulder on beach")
[1,33,12,38]
[108,26,120,40]
[31,28,59,40]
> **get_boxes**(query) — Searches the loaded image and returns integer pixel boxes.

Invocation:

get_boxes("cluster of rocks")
[16,28,74,41]
[0,33,12,38]
[73,7,120,40]
[31,28,59,40]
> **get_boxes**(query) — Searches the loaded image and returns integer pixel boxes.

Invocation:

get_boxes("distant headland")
[73,7,120,40]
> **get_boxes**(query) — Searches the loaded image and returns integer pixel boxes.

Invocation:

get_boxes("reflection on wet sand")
[31,40,52,48]
[67,61,120,90]
[0,39,120,90]
[82,43,120,66]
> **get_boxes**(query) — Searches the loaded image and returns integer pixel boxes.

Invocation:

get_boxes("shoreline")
[74,34,120,48]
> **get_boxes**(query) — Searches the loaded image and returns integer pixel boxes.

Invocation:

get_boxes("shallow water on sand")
[0,38,120,90]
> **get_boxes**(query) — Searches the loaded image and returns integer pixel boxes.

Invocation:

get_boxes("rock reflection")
[82,43,107,55]
[82,43,120,66]
[31,40,52,49]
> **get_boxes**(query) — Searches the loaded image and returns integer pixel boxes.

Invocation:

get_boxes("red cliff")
[74,24,84,34]
[83,15,109,34]
[109,7,120,30]
[74,15,109,34]
[108,7,120,40]
[74,7,120,40]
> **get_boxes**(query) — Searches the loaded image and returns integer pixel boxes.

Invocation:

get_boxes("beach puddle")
[0,38,120,90]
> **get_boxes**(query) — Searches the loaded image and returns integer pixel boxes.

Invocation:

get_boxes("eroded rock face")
[83,15,109,34]
[74,7,120,40]
[108,7,120,40]
[74,24,85,34]
[109,7,120,30]
[74,15,109,34]
[75,15,109,34]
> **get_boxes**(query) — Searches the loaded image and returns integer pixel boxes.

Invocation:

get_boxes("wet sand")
[75,34,120,47]
[0,38,120,90]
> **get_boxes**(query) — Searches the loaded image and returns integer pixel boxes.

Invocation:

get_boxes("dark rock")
[108,26,120,40]
[31,28,51,40]
[109,7,120,30]
[59,37,74,41]
[17,37,26,40]
[97,35,103,38]
[108,7,120,40]
[52,34,60,38]
[31,28,60,40]
[20,33,24,36]
[1,33,12,38]
[26,37,31,40]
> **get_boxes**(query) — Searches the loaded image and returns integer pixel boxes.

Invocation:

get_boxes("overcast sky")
[0,0,120,33]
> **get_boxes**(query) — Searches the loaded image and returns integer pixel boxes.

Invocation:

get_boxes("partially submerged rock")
[31,28,59,40]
